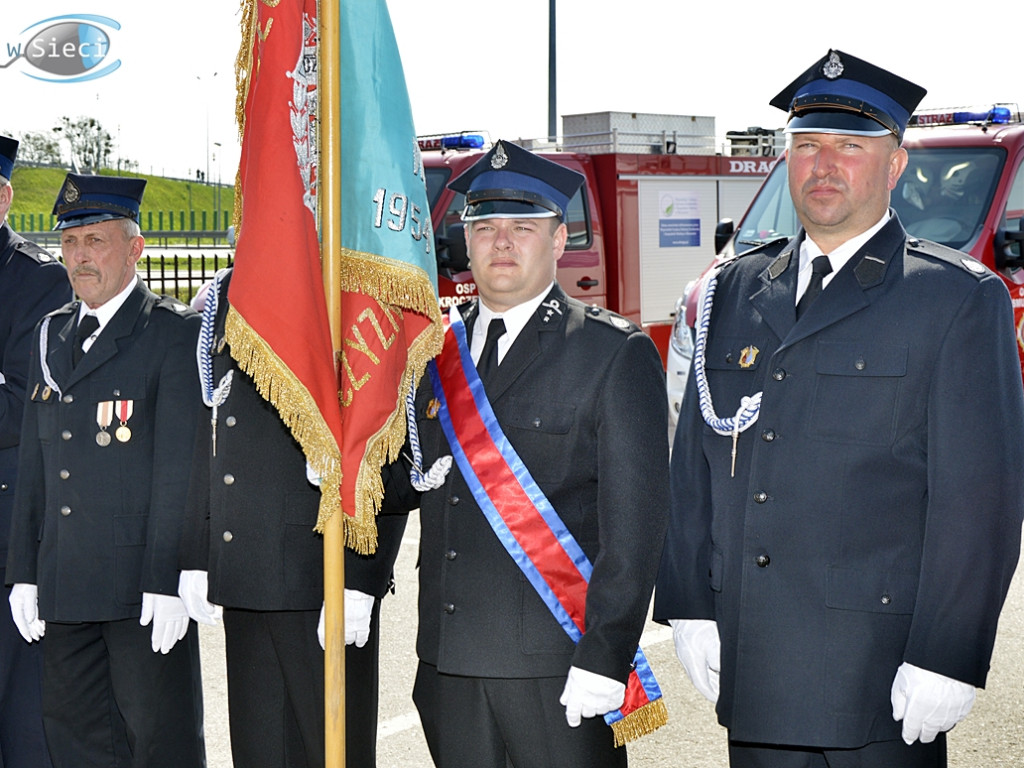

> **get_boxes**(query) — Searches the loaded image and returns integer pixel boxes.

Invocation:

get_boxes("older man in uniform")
[6,174,205,767]
[385,141,669,768]
[178,266,409,768]
[655,50,1024,768]
[0,135,71,768]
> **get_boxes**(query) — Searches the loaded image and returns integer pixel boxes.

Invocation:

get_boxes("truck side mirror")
[994,218,1024,271]
[437,222,470,273]
[714,218,735,255]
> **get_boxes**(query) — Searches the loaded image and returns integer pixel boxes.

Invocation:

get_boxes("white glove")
[559,666,626,727]
[140,592,191,655]
[345,589,375,648]
[891,662,976,744]
[177,570,221,625]
[9,583,45,642]
[670,618,721,703]
[317,602,325,650]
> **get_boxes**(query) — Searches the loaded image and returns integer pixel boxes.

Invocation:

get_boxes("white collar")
[472,282,555,364]
[77,275,139,333]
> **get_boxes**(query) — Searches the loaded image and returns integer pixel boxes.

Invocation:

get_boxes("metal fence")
[138,246,234,305]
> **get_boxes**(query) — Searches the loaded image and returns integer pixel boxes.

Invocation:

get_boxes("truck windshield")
[733,147,1005,254]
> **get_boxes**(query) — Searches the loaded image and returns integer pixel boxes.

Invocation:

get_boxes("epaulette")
[582,303,639,334]
[716,236,791,276]
[12,239,59,265]
[45,301,77,319]
[155,294,196,315]
[907,236,989,279]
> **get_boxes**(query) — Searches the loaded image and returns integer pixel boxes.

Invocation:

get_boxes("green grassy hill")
[7,166,235,233]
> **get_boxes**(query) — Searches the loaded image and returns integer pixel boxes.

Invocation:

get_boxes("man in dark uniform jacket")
[6,174,205,767]
[384,141,669,768]
[0,135,71,768]
[654,50,1024,768]
[178,267,407,768]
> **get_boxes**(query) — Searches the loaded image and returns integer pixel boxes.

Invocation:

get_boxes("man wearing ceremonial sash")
[385,141,669,767]
[654,51,1024,767]
[6,174,205,767]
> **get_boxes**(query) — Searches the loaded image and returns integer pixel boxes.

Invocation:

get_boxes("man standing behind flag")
[384,141,670,767]
[179,267,410,768]
[6,174,205,767]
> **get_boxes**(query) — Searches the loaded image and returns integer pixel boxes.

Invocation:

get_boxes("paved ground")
[199,515,1024,766]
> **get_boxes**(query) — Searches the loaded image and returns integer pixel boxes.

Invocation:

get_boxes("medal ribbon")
[96,401,113,430]
[115,400,133,424]
[428,308,666,746]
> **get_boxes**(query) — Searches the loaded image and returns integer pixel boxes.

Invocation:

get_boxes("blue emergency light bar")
[417,133,487,151]
[911,105,1017,127]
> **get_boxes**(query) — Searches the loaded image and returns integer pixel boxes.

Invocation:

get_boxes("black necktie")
[796,255,833,319]
[73,314,100,366]
[476,318,506,385]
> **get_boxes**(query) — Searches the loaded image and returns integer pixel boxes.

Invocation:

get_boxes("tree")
[54,116,114,172]
[15,131,62,165]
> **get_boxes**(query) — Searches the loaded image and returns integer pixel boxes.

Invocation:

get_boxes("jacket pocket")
[809,341,907,445]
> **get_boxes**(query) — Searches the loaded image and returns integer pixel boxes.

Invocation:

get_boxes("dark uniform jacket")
[387,284,669,684]
[0,223,72,562]
[179,269,406,610]
[6,278,201,623]
[654,215,1024,748]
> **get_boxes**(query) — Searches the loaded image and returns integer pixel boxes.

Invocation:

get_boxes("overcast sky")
[2,1,1020,184]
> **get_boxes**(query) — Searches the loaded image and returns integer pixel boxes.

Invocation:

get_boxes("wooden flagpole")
[319,0,346,766]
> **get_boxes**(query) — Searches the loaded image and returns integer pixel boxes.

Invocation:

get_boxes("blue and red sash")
[427,307,667,746]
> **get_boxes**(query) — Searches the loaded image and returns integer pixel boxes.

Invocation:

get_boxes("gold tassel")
[610,698,669,748]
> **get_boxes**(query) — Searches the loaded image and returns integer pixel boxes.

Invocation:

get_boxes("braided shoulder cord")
[692,270,762,437]
[405,377,451,491]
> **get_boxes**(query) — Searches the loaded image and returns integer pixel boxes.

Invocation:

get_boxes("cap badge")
[739,346,760,368]
[822,51,844,80]
[491,143,509,170]
[62,179,80,204]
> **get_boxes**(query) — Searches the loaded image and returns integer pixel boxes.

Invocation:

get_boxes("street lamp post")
[196,72,218,183]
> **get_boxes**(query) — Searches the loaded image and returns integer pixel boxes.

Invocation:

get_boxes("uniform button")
[443,603,456,614]
[0,483,7,491]
[755,552,770,567]
[725,353,734,364]
[61,430,72,441]
[444,549,458,561]
[880,593,892,605]
[531,417,542,428]
[226,416,237,427]
[772,368,786,381]
[753,491,768,504]
[62,394,74,404]
[223,531,233,542]
[761,429,776,442]
[449,495,460,506]
[59,469,70,480]
[855,358,866,371]
[60,506,71,517]
[223,474,235,485]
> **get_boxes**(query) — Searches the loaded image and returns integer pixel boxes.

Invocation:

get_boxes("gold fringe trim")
[324,249,443,551]
[232,0,257,235]
[610,698,669,748]
[338,247,446,324]
[224,306,382,551]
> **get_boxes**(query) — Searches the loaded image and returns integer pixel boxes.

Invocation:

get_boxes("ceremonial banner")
[335,0,441,551]
[229,0,441,552]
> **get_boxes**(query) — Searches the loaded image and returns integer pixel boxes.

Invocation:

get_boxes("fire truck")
[420,112,776,367]
[666,104,1024,431]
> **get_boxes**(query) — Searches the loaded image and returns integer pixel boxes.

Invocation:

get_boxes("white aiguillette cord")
[692,270,762,477]
[197,270,234,456]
